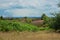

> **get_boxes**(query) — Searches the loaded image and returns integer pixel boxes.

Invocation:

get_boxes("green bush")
[0,20,40,32]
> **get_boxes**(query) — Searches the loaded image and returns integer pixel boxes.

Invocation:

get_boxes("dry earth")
[0,31,60,40]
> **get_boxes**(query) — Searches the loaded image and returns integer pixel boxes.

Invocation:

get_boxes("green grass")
[0,20,40,32]
[39,27,51,31]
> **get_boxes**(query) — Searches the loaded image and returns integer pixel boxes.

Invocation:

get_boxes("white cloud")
[7,9,40,17]
[0,0,59,17]
[19,0,39,7]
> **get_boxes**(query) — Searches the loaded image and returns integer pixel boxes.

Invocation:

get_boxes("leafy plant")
[0,20,40,32]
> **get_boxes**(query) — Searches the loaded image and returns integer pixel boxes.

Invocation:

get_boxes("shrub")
[0,20,40,32]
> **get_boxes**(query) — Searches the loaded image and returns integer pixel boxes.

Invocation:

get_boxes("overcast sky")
[0,0,59,17]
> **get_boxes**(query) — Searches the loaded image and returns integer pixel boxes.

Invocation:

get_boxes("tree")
[41,14,49,24]
[50,13,60,31]
[0,16,3,19]
[41,14,46,20]
[53,13,60,30]
[41,14,50,27]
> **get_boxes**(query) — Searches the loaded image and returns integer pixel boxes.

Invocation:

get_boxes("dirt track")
[0,31,60,40]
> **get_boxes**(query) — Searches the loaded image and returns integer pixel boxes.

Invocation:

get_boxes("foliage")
[23,17,32,23]
[50,13,60,31]
[0,16,3,20]
[0,20,40,32]
[41,13,50,27]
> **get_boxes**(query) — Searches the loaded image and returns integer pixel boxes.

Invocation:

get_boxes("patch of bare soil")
[31,20,44,26]
[0,31,60,40]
